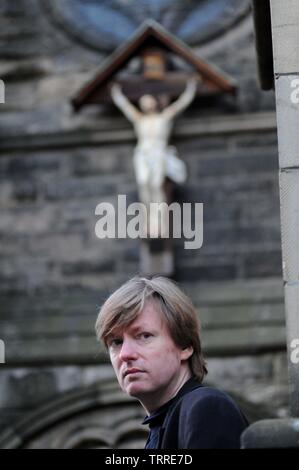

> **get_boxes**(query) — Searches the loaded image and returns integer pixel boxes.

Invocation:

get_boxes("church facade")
[0,0,288,448]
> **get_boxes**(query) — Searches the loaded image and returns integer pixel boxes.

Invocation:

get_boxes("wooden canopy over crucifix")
[72,19,236,111]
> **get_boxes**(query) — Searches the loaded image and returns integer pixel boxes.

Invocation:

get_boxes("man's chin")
[124,379,154,399]
[125,383,146,397]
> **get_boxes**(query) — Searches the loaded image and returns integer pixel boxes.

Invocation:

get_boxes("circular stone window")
[42,0,251,53]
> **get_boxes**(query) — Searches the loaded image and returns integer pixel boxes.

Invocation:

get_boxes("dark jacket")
[143,377,248,449]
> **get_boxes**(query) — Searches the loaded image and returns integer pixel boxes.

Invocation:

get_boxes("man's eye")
[140,332,152,340]
[110,338,123,347]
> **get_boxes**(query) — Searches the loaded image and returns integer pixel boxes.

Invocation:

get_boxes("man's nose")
[119,338,138,362]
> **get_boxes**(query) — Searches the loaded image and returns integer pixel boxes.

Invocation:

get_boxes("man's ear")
[181,346,193,361]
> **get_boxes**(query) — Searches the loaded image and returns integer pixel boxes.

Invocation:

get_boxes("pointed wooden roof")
[72,19,236,112]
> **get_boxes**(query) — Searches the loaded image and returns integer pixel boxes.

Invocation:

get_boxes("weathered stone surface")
[270,0,299,74]
[207,353,289,419]
[0,2,286,440]
[0,365,114,409]
[242,418,299,448]
[0,375,146,449]
[284,282,299,416]
[275,75,299,168]
[280,170,299,282]
[5,321,282,363]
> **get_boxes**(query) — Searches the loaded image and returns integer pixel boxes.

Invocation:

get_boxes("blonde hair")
[95,276,207,382]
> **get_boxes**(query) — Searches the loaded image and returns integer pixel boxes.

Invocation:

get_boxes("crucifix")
[110,77,198,240]
[72,20,236,276]
[109,48,199,275]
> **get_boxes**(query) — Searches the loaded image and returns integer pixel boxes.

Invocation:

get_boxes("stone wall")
[0,0,288,446]
[0,115,281,291]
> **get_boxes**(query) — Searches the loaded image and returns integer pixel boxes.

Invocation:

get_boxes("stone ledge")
[0,112,277,152]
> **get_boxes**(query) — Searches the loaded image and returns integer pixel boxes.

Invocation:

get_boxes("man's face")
[107,301,192,411]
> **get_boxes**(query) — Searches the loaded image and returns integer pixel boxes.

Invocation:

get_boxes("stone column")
[270,0,299,417]
[242,0,299,447]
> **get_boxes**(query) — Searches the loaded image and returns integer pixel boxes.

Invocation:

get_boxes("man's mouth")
[124,368,143,378]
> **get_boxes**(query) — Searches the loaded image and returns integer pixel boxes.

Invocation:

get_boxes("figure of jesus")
[111,78,198,237]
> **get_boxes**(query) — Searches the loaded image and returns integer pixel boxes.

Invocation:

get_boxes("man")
[95,276,248,449]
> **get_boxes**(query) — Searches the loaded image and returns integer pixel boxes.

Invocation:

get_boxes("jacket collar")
[142,376,202,428]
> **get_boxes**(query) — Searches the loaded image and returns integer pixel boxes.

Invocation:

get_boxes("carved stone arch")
[0,378,147,449]
[115,420,151,449]
[54,426,115,449]
[0,374,274,449]
[52,420,148,449]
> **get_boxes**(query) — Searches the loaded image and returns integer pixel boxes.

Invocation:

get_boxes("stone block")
[12,179,39,202]
[284,283,299,341]
[45,176,116,201]
[242,418,299,448]
[61,259,116,276]
[202,325,286,356]
[284,282,299,416]
[70,148,128,177]
[233,133,278,149]
[243,249,282,278]
[207,355,275,387]
[271,0,299,74]
[279,169,299,282]
[175,263,237,282]
[275,75,299,168]
[6,153,60,174]
[196,151,278,177]
[184,277,284,305]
